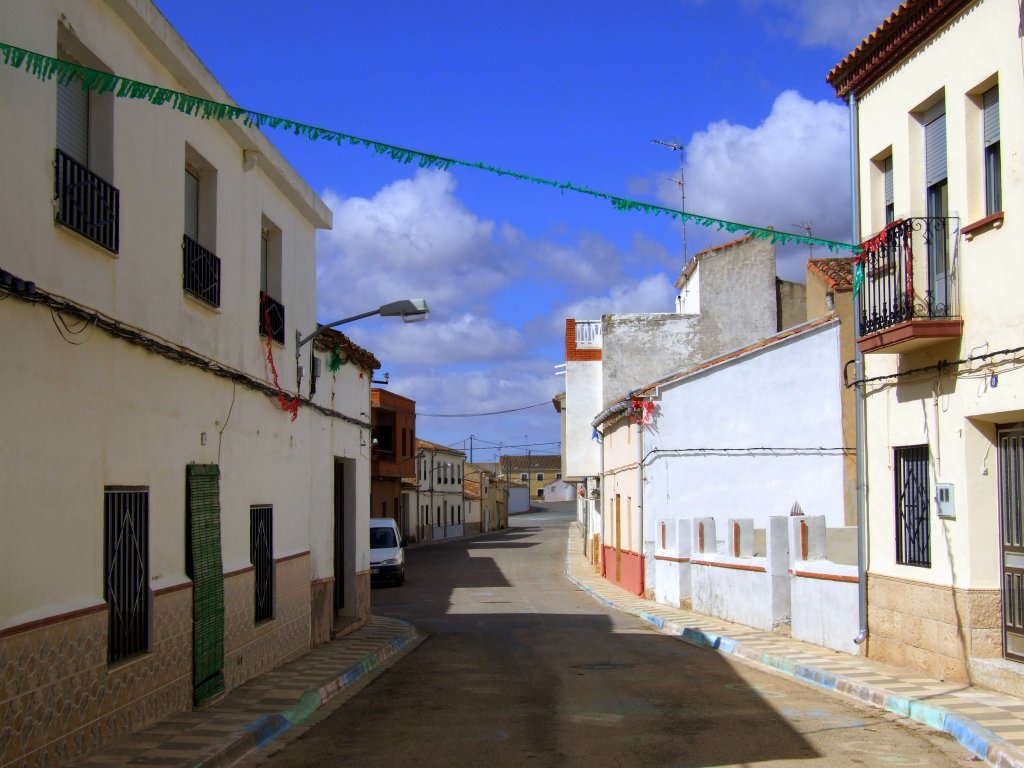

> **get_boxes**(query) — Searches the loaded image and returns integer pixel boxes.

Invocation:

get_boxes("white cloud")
[555,273,677,329]
[355,313,527,367]
[658,90,850,252]
[316,170,512,322]
[743,0,896,49]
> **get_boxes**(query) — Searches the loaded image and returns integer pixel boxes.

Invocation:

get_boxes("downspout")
[850,89,870,646]
[638,410,646,597]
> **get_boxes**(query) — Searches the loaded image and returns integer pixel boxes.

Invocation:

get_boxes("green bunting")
[1,41,859,254]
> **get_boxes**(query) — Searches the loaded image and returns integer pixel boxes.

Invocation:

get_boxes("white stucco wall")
[642,320,846,537]
[0,0,372,629]
[564,359,602,478]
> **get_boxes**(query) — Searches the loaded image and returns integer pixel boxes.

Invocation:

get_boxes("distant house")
[370,389,416,537]
[415,439,466,541]
[499,454,562,499]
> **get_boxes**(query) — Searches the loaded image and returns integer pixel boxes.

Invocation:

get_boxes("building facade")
[829,0,1023,687]
[370,389,417,537]
[415,440,467,542]
[0,3,377,764]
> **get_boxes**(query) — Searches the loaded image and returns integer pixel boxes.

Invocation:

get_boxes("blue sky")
[154,0,894,461]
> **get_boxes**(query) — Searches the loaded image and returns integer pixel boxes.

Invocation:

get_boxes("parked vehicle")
[369,518,405,586]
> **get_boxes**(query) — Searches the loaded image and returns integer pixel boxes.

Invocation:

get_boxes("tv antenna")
[653,139,688,264]
[792,220,814,259]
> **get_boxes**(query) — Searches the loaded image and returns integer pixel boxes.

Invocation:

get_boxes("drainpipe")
[638,408,646,596]
[849,89,870,646]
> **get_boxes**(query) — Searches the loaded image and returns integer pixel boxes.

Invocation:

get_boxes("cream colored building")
[414,439,466,541]
[0,2,379,764]
[829,0,1023,689]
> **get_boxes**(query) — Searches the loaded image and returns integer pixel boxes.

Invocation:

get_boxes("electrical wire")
[843,344,1024,388]
[418,401,553,418]
[50,307,97,344]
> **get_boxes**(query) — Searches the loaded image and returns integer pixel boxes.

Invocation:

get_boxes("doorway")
[999,425,1024,661]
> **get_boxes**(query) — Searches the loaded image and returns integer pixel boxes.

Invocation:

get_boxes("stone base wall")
[0,585,192,768]
[866,573,1001,682]
[354,571,371,625]
[223,554,311,692]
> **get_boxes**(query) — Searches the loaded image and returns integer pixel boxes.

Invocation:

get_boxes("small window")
[536,473,544,481]
[983,86,1001,215]
[250,505,274,622]
[894,446,930,567]
[520,473,528,481]
[105,488,149,663]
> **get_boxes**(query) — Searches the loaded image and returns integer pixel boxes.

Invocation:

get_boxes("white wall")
[564,359,603,478]
[643,320,846,537]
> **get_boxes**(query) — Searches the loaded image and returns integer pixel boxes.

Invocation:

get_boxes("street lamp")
[294,299,429,388]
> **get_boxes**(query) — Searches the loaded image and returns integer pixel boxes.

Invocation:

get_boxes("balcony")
[54,149,120,253]
[856,217,962,354]
[182,234,221,307]
[575,320,602,348]
[259,291,285,344]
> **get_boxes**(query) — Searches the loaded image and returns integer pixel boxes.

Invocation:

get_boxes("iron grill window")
[895,445,931,567]
[55,149,120,253]
[259,291,285,344]
[250,505,274,623]
[105,488,149,662]
[183,234,221,307]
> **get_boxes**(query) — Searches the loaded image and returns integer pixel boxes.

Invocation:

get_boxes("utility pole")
[653,139,688,265]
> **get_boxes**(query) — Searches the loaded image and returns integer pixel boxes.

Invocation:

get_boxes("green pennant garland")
[1,41,859,254]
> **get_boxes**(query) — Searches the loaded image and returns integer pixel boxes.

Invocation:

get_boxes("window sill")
[962,211,1004,240]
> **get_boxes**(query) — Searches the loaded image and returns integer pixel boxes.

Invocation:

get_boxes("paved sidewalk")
[564,523,1024,768]
[67,616,419,768]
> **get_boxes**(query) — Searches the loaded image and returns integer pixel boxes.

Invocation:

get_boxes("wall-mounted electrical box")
[935,483,955,519]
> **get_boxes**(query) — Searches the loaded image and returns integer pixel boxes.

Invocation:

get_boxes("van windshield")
[370,527,398,549]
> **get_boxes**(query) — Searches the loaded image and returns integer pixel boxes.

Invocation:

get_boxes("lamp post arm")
[295,309,383,361]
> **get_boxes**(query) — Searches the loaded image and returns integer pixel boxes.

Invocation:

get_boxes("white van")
[369,517,405,586]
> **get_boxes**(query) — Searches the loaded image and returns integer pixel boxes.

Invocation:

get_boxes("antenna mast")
[653,139,687,264]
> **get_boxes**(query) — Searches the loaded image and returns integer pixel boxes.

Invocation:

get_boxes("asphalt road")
[242,503,970,767]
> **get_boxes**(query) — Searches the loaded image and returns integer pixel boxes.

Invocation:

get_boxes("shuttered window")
[184,169,200,241]
[56,73,89,165]
[924,103,947,187]
[883,155,894,224]
[984,86,1002,215]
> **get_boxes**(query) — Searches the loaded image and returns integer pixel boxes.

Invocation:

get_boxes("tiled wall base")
[867,573,1001,682]
[310,578,334,649]
[0,587,192,768]
[223,555,312,692]
[355,572,371,625]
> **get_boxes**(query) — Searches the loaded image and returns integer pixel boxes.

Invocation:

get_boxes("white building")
[829,0,1024,689]
[415,439,466,541]
[0,2,378,764]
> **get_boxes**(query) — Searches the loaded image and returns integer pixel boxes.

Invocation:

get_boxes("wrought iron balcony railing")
[857,217,958,339]
[54,149,120,253]
[259,291,285,344]
[182,234,221,307]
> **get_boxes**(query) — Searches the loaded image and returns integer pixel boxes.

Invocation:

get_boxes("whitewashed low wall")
[654,519,692,607]
[689,517,790,631]
[789,516,860,653]
[649,515,859,654]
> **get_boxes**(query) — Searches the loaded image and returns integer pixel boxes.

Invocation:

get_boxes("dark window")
[883,155,894,224]
[895,445,931,567]
[250,506,274,623]
[105,488,149,663]
[183,164,221,307]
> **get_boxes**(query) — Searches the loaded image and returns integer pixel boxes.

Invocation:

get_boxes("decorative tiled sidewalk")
[563,524,1024,768]
[67,616,418,767]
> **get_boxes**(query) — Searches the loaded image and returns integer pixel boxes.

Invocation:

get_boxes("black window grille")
[105,488,149,663]
[183,234,221,307]
[250,505,274,623]
[259,291,285,344]
[55,148,120,253]
[895,445,931,567]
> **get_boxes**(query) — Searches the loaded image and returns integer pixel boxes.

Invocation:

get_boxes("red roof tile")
[807,258,854,292]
